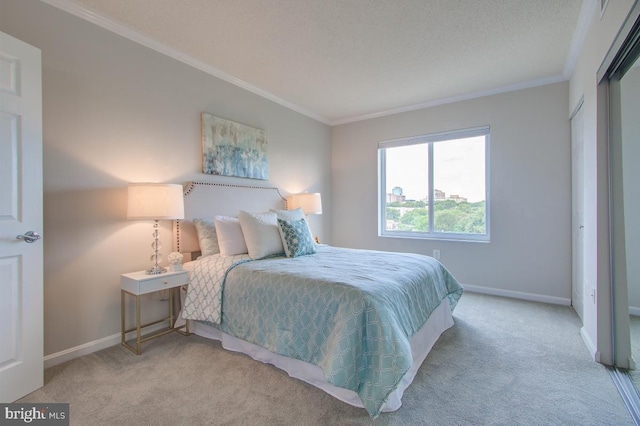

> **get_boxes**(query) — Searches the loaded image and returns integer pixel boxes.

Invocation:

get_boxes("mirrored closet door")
[618,57,640,388]
[604,2,640,381]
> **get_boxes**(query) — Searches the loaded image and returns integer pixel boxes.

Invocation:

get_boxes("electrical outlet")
[433,249,440,259]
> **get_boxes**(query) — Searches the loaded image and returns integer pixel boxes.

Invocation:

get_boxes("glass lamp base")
[146,265,167,275]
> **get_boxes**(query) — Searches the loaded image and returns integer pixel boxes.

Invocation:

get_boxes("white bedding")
[172,182,459,416]
[190,298,453,413]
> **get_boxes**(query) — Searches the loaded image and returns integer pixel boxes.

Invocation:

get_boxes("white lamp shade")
[127,183,185,220]
[287,192,322,215]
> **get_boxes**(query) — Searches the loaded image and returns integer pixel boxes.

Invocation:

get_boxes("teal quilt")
[184,246,463,417]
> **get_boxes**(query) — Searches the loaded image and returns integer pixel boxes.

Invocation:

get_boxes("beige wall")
[332,82,571,302]
[0,0,331,357]
[568,0,636,364]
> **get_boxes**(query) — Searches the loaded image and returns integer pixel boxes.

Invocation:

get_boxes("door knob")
[16,231,41,243]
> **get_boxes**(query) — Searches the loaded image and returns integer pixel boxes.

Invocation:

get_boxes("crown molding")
[330,74,567,126]
[39,0,587,128]
[39,0,330,125]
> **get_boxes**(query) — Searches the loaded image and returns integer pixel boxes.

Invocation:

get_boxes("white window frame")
[378,126,490,242]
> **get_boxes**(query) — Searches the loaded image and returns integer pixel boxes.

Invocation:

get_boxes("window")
[378,126,489,241]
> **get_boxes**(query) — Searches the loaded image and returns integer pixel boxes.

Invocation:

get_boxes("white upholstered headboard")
[172,181,287,260]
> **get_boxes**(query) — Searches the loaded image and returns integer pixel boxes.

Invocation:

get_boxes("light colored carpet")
[19,293,631,425]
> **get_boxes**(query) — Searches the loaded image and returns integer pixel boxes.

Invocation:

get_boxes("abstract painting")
[201,113,268,180]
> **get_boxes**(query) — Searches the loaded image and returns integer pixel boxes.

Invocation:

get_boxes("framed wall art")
[201,113,268,180]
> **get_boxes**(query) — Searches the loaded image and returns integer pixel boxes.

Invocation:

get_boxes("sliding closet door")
[597,1,640,370]
[620,60,640,381]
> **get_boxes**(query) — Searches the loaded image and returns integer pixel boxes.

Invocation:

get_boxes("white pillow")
[213,216,248,256]
[271,207,305,222]
[238,210,285,259]
[193,218,220,257]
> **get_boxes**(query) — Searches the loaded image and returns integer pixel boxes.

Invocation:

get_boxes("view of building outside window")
[384,143,429,231]
[382,133,487,237]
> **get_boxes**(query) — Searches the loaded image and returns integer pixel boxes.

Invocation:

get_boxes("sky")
[385,136,486,202]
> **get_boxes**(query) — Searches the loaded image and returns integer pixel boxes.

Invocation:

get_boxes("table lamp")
[287,192,322,242]
[127,183,184,274]
[287,192,322,215]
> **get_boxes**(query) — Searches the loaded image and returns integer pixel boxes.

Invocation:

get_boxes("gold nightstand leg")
[121,290,125,346]
[135,295,141,355]
[169,289,174,329]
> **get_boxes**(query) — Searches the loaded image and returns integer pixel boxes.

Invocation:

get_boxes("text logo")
[0,404,69,426]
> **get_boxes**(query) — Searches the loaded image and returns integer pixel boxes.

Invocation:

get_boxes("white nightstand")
[121,269,190,355]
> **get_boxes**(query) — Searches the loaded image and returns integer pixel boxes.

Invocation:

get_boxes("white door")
[571,101,585,321]
[0,32,43,402]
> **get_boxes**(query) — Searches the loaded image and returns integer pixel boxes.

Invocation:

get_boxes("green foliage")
[399,208,428,231]
[403,200,426,208]
[388,200,425,208]
[386,207,400,221]
[385,200,485,234]
[434,200,485,234]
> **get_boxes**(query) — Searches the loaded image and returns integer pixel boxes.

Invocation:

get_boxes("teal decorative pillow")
[271,207,314,238]
[277,218,316,258]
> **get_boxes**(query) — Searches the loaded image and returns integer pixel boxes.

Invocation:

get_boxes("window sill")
[378,233,490,243]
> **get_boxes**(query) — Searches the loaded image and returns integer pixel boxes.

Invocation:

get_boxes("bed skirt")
[191,298,454,413]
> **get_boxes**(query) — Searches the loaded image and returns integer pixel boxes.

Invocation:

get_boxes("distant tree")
[434,210,459,232]
[399,208,428,231]
[435,200,458,211]
[386,207,400,221]
[434,201,485,234]
[413,214,429,231]
[403,200,426,208]
[389,200,485,234]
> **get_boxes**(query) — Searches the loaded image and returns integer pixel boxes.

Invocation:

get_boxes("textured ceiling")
[60,0,585,124]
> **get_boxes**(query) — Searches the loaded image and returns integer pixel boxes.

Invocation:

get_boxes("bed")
[173,182,463,418]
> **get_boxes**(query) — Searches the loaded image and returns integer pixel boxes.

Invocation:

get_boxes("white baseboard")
[462,284,571,306]
[44,285,572,368]
[44,323,168,369]
[581,326,600,362]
